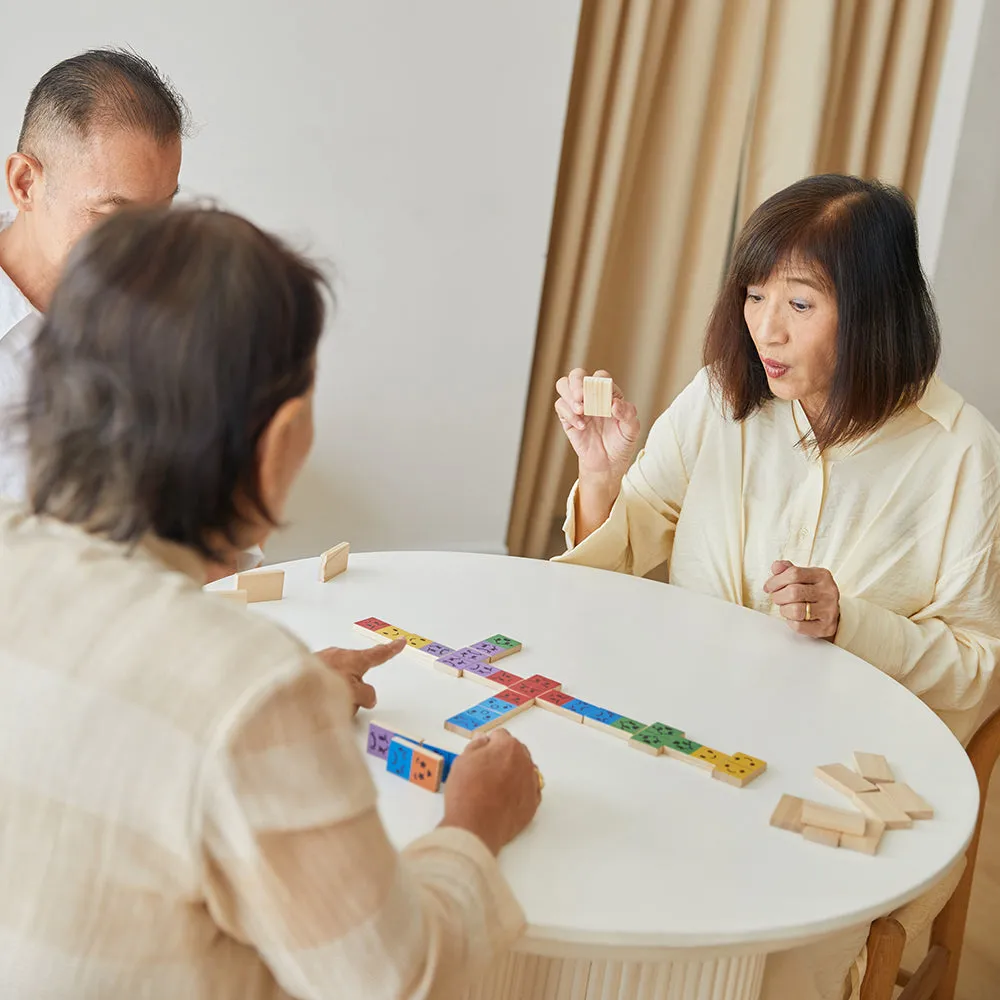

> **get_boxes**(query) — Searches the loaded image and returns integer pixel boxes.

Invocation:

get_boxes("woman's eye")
[746,292,763,303]
[790,299,810,312]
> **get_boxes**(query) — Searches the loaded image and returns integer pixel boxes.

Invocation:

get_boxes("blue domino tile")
[386,739,415,779]
[445,711,486,733]
[480,697,518,716]
[581,707,621,725]
[466,701,508,723]
[563,698,598,717]
[423,743,458,782]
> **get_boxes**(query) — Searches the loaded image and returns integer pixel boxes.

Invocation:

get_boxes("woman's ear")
[255,394,314,525]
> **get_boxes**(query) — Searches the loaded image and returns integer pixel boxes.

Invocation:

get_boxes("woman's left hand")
[764,560,840,640]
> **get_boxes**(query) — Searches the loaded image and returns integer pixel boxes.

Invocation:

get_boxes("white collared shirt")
[0,210,40,502]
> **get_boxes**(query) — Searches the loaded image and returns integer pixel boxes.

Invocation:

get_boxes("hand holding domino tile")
[554,368,640,478]
[441,729,542,856]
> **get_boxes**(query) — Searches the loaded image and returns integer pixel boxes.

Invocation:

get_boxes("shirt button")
[798,527,809,540]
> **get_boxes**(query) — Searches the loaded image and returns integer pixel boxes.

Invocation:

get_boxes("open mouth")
[761,359,789,378]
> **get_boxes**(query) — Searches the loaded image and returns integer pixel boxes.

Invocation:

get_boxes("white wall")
[0,0,580,560]
[918,0,1000,428]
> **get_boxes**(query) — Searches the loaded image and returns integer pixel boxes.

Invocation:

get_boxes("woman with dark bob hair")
[553,174,1000,998]
[0,206,541,998]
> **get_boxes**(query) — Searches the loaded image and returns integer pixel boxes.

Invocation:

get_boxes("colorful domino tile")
[386,737,416,778]
[713,752,768,788]
[462,661,500,684]
[354,617,391,640]
[452,647,490,663]
[377,625,408,642]
[469,640,505,662]
[535,690,584,721]
[367,721,398,760]
[609,716,647,739]
[482,633,522,657]
[434,652,468,677]
[410,641,455,662]
[404,634,433,650]
[661,735,703,762]
[422,743,458,783]
[478,669,524,691]
[408,744,445,792]
[509,674,561,698]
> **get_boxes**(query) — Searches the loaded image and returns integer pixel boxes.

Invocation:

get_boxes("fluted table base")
[466,952,765,1000]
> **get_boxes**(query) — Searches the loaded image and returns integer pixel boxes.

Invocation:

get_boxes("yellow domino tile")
[404,634,432,649]
[691,746,730,770]
[377,625,408,642]
[713,752,768,788]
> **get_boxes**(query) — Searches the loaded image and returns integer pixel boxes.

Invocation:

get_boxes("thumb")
[771,560,794,575]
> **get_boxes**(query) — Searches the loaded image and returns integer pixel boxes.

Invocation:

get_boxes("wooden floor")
[955,759,1000,998]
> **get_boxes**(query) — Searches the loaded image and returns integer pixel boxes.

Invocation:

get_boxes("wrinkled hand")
[554,368,640,479]
[764,561,840,640]
[313,640,406,714]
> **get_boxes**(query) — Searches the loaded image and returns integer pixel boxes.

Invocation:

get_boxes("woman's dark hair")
[25,205,327,561]
[703,174,940,450]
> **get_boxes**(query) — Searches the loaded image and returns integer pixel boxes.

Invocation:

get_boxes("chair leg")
[928,854,978,1000]
[861,916,906,1000]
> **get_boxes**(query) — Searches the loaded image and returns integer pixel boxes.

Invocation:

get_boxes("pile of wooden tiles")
[770,752,934,855]
[354,616,768,789]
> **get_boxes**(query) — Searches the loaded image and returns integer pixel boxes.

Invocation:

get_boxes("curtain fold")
[508,0,952,560]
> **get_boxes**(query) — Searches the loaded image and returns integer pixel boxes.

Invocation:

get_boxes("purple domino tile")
[366,722,396,761]
[436,652,471,671]
[452,647,488,663]
[470,641,503,662]
[463,661,498,679]
[422,642,454,658]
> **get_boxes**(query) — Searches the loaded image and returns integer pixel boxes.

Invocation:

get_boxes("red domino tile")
[355,617,390,631]
[538,689,573,707]
[494,688,533,707]
[487,669,523,687]
[510,674,562,696]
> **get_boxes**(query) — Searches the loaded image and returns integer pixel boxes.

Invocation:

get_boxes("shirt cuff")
[834,595,905,679]
[403,826,525,946]
[551,479,629,572]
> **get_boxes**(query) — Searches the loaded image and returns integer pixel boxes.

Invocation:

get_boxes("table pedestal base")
[466,952,765,1000]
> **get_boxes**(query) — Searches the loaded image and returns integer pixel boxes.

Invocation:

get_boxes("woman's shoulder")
[923,378,1000,457]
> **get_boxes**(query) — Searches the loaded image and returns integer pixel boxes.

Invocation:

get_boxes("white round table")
[232,550,978,1000]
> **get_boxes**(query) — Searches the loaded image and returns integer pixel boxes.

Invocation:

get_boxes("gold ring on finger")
[805,602,813,621]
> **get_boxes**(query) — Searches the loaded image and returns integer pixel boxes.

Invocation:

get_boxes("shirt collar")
[916,376,964,431]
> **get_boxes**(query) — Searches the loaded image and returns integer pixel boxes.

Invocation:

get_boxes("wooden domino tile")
[579,706,621,729]
[421,743,458,783]
[677,745,722,773]
[318,541,349,582]
[434,653,466,678]
[875,782,934,820]
[483,633,522,657]
[477,668,524,691]
[236,569,285,603]
[628,730,673,756]
[409,641,455,661]
[609,717,647,739]
[852,790,913,829]
[839,818,886,855]
[386,738,417,779]
[462,662,500,684]
[803,825,841,848]
[404,634,433,650]
[800,800,867,837]
[661,735,703,763]
[376,625,409,643]
[815,763,877,798]
[853,752,894,784]
[583,375,613,417]
[770,794,806,833]
[493,688,535,708]
[213,589,248,605]
[469,641,505,663]
[713,752,768,788]
[536,690,585,721]
[509,674,561,698]
[367,720,422,761]
[409,745,445,792]
[481,695,534,722]
[451,647,488,663]
[354,617,391,641]
[444,710,491,738]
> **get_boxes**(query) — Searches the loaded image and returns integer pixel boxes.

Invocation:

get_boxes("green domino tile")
[640,722,684,740]
[629,730,672,749]
[663,735,702,755]
[485,633,521,650]
[611,717,647,736]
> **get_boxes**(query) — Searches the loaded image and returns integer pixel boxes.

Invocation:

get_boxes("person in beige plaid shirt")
[0,203,541,998]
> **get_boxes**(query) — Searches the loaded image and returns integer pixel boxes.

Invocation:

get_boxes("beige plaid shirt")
[0,505,523,998]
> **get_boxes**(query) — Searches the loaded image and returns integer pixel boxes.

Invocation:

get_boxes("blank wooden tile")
[583,375,613,417]
[770,794,806,833]
[801,800,867,836]
[213,589,248,606]
[803,825,841,848]
[852,790,913,829]
[840,818,886,856]
[236,569,285,603]
[318,541,350,582]
[815,763,877,798]
[876,782,934,820]
[853,752,894,784]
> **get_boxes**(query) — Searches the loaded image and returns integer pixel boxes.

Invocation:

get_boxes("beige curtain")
[507,0,952,560]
